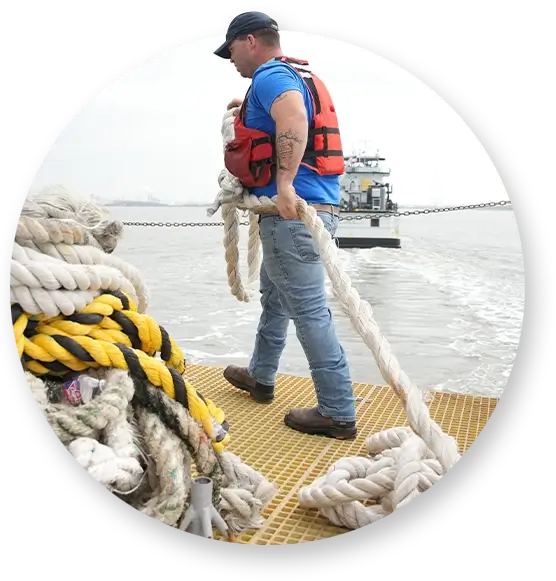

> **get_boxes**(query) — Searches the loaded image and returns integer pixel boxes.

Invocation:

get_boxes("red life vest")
[224,56,345,188]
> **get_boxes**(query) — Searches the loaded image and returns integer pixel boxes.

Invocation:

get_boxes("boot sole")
[224,375,274,403]
[284,415,357,439]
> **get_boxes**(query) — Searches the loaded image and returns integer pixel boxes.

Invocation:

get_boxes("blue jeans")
[247,211,356,422]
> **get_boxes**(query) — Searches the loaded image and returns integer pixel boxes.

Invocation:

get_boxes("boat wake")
[335,242,524,397]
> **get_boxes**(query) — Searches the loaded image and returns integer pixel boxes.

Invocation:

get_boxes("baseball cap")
[214,11,279,59]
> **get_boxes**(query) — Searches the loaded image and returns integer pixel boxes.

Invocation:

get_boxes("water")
[107,205,523,398]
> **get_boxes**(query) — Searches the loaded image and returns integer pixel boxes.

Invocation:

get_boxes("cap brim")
[214,40,232,59]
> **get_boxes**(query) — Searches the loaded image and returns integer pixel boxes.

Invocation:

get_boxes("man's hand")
[277,184,299,219]
[227,98,243,111]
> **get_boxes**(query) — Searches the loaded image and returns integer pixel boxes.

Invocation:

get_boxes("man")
[214,12,356,439]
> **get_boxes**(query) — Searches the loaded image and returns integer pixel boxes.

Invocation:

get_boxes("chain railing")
[121,220,249,227]
[121,200,510,227]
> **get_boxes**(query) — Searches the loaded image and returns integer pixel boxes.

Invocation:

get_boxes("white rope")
[297,427,445,528]
[247,212,261,285]
[222,203,250,302]
[12,192,148,315]
[218,451,278,533]
[207,110,262,302]
[69,438,144,493]
[20,240,149,308]
[23,185,123,253]
[210,106,461,528]
[11,242,140,317]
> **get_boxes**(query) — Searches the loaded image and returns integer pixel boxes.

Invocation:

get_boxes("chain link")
[121,220,251,227]
[121,200,510,227]
[337,200,511,221]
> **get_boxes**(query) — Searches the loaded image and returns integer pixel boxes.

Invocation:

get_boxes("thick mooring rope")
[13,189,148,316]
[12,289,229,451]
[14,188,276,535]
[209,107,460,529]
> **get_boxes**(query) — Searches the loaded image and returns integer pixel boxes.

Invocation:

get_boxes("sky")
[30,31,509,205]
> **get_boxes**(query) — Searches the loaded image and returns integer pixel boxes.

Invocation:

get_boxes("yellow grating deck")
[186,364,498,545]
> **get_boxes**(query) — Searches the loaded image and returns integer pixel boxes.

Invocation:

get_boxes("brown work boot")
[284,407,357,439]
[223,365,274,403]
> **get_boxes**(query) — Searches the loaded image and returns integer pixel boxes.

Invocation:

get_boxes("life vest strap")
[250,158,276,183]
[306,126,340,156]
[303,77,321,116]
[309,127,340,135]
[252,135,273,147]
[302,150,343,159]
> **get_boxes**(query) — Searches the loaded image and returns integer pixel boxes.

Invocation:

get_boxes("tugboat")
[335,147,401,249]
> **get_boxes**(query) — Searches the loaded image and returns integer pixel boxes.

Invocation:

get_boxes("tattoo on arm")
[276,131,303,171]
[270,90,308,180]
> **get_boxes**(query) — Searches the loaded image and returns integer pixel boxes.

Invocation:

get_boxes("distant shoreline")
[102,202,513,212]
[104,202,209,208]
[104,201,512,210]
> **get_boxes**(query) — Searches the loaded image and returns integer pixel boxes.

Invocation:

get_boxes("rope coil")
[13,288,229,451]
[209,107,461,528]
[13,187,277,536]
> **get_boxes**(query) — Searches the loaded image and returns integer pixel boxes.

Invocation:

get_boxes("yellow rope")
[13,312,27,359]
[12,291,230,452]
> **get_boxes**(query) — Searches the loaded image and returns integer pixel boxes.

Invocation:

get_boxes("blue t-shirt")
[244,60,341,204]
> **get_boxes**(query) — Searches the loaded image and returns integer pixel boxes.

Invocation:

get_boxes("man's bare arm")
[270,90,308,188]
